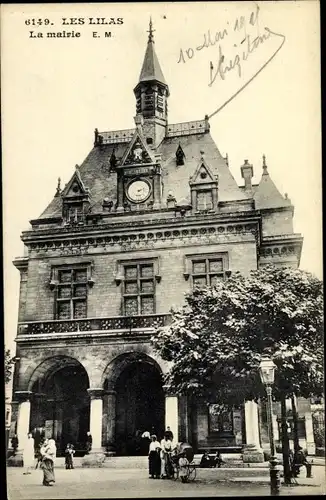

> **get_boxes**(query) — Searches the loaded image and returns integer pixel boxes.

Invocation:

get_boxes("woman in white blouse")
[160,435,173,478]
[148,435,161,479]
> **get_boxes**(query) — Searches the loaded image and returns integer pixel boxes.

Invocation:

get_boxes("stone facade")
[9,22,307,463]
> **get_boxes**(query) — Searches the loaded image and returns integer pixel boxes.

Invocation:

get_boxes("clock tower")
[133,18,169,149]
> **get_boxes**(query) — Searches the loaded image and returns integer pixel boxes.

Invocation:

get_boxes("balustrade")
[18,314,171,335]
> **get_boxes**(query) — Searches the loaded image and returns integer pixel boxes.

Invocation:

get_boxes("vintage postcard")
[2,1,323,499]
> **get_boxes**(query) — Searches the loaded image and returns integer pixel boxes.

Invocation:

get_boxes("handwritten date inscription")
[177,3,285,88]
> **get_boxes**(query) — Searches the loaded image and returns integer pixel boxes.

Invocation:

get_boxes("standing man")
[164,426,174,442]
[11,434,19,455]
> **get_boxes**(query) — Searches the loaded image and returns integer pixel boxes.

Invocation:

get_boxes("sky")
[1,1,322,355]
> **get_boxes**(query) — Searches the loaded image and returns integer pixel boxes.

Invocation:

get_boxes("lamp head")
[259,355,276,385]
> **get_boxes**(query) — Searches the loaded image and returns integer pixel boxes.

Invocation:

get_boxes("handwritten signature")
[177,2,286,118]
[209,27,285,85]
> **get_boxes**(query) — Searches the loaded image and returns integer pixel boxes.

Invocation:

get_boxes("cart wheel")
[187,464,196,482]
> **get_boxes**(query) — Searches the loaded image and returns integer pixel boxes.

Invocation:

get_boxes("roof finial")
[147,16,155,42]
[55,177,61,197]
[262,154,268,174]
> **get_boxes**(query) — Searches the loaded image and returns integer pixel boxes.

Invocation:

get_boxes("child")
[178,451,189,483]
[65,444,75,469]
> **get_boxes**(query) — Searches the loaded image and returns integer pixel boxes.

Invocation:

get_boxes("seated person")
[179,451,189,483]
[212,450,224,468]
[293,446,309,477]
[200,450,215,468]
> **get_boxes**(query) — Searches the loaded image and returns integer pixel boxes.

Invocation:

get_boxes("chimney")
[241,159,254,192]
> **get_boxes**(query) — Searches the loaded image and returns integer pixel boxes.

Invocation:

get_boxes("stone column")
[116,172,124,212]
[165,395,178,444]
[82,389,106,468]
[233,409,243,445]
[242,401,264,463]
[304,413,316,455]
[106,391,117,455]
[7,391,32,467]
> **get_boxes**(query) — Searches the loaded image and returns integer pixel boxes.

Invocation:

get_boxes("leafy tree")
[152,266,323,481]
[5,348,15,385]
[152,266,323,404]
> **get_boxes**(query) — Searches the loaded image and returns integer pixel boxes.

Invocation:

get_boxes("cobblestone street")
[7,464,325,499]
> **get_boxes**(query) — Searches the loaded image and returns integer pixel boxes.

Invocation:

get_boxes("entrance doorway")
[115,361,165,455]
[30,363,89,455]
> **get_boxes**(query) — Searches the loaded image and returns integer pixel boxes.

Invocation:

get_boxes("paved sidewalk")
[7,464,325,499]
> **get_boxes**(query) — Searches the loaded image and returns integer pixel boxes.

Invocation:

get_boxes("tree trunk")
[291,395,300,454]
[281,396,292,485]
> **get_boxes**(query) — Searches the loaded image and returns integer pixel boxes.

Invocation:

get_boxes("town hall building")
[10,22,315,463]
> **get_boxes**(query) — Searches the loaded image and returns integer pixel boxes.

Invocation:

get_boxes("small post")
[259,356,281,496]
[266,386,281,496]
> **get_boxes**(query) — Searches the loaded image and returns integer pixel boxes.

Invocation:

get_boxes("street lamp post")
[259,356,281,496]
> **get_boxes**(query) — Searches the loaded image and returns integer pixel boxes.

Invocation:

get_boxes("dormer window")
[67,203,84,224]
[176,144,185,166]
[197,190,213,211]
[189,157,218,213]
[61,167,90,225]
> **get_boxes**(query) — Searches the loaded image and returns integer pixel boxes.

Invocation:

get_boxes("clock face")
[127,180,151,202]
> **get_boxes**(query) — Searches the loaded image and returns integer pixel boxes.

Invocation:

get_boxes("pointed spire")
[55,177,61,197]
[262,154,268,175]
[147,17,155,43]
[137,18,167,86]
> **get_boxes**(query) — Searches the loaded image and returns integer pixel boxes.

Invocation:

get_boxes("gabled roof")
[254,160,291,209]
[120,129,156,166]
[189,156,217,185]
[37,126,250,221]
[61,166,88,198]
[157,132,248,204]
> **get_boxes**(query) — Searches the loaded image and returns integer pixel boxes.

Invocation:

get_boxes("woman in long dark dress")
[148,435,161,479]
[40,439,56,486]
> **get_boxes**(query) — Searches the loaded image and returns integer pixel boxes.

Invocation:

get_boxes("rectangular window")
[67,203,84,224]
[208,404,234,434]
[123,262,155,316]
[197,190,213,211]
[56,267,88,319]
[191,257,225,288]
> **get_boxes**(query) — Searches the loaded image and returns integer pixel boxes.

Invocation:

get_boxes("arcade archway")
[29,357,90,455]
[106,356,165,456]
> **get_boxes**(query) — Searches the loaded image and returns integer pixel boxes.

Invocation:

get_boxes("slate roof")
[138,37,167,86]
[38,127,252,220]
[253,169,291,209]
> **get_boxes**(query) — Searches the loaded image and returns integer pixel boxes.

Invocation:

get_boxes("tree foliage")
[152,266,323,408]
[5,348,15,384]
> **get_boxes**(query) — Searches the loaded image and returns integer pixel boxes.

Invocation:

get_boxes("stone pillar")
[82,389,106,468]
[152,168,162,209]
[106,390,117,455]
[165,395,178,444]
[233,409,243,445]
[116,172,124,212]
[7,391,32,467]
[304,413,315,455]
[242,401,264,463]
